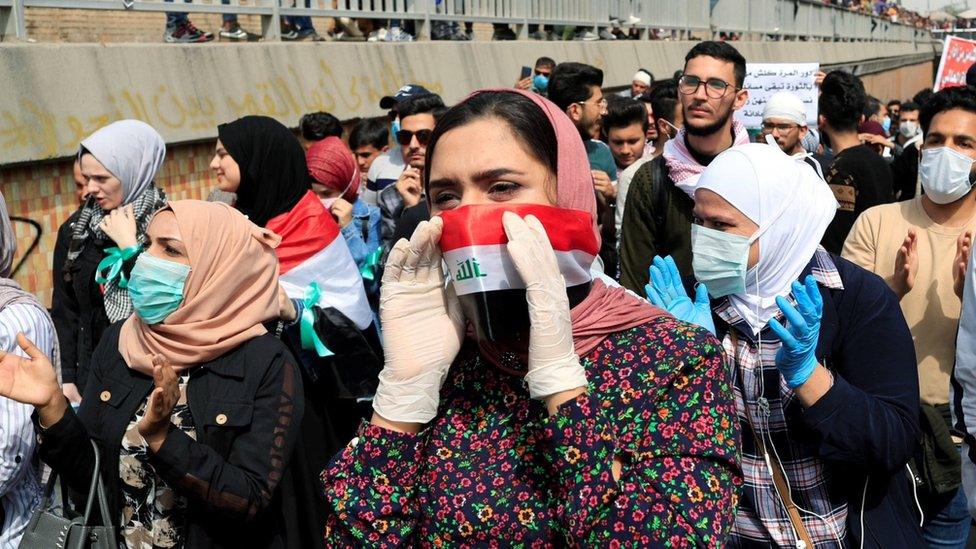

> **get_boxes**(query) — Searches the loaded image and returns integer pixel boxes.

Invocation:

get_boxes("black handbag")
[18,440,116,549]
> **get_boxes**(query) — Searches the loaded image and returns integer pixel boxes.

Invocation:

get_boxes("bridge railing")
[0,0,932,43]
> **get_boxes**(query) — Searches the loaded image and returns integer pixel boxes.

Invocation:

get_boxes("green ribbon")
[300,282,334,358]
[360,247,384,281]
[94,245,141,288]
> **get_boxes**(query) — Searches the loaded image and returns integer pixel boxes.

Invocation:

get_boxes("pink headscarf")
[455,88,667,357]
[306,136,361,202]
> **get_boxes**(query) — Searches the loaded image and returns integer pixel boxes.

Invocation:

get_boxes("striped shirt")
[722,249,849,548]
[0,303,56,549]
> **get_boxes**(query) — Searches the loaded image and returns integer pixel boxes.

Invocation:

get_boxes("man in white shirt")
[361,84,431,206]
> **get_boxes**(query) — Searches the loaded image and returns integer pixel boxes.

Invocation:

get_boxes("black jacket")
[35,323,306,549]
[51,212,134,389]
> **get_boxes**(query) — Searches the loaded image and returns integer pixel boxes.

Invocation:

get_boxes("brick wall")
[2,141,218,306]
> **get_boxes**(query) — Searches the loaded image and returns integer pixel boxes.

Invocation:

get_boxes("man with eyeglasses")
[759,91,830,174]
[376,93,445,254]
[619,41,749,292]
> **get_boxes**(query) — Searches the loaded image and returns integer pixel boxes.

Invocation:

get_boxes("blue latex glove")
[768,275,822,389]
[645,255,716,335]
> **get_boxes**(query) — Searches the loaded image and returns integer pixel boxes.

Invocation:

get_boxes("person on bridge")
[52,120,168,407]
[322,87,741,546]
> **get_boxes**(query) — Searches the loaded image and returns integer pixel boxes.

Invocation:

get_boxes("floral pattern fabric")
[323,317,742,547]
[119,375,195,549]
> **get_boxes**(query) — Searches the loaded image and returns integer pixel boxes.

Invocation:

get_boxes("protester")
[618,40,750,292]
[0,200,306,548]
[306,136,382,292]
[819,71,893,254]
[212,116,380,547]
[603,96,652,238]
[646,79,682,160]
[363,84,432,206]
[347,118,389,183]
[514,56,556,96]
[646,143,922,547]
[52,120,167,404]
[891,101,924,200]
[0,190,59,548]
[760,91,830,173]
[299,111,343,148]
[888,98,903,135]
[322,87,741,546]
[377,93,444,252]
[845,86,976,547]
[862,95,891,136]
[616,68,653,98]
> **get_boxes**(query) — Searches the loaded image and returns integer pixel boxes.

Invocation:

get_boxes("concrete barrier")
[0,39,938,165]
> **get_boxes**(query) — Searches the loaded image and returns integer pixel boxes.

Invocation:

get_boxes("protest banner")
[934,35,976,91]
[735,63,819,130]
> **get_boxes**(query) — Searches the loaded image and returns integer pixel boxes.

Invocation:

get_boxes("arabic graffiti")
[0,59,443,161]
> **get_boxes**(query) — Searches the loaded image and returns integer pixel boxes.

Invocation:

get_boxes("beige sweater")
[842,197,976,405]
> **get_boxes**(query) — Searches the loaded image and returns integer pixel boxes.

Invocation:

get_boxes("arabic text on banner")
[734,63,819,130]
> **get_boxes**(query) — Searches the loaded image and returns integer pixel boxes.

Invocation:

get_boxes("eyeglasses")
[761,122,800,133]
[678,75,737,99]
[576,98,608,109]
[396,129,433,147]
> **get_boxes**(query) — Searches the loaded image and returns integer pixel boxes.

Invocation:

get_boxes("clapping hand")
[645,255,715,335]
[768,275,822,389]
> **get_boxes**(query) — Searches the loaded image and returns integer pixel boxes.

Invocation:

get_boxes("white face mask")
[920,146,976,205]
[898,121,920,138]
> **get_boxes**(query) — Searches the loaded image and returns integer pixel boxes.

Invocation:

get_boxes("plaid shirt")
[721,248,849,548]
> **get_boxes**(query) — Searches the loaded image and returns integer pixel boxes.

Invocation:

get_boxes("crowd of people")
[6,36,976,548]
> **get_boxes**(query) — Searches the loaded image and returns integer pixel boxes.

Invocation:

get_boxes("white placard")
[735,63,820,130]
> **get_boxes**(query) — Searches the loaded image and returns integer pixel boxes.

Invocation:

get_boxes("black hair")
[862,96,882,119]
[818,71,866,133]
[535,56,556,69]
[547,62,605,112]
[425,91,558,189]
[348,118,389,150]
[299,111,343,141]
[913,88,935,110]
[603,96,649,134]
[920,86,976,135]
[649,79,680,124]
[396,93,446,120]
[683,40,746,88]
[887,99,902,109]
[899,101,920,113]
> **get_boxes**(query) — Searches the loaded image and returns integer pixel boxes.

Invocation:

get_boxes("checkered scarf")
[662,120,751,198]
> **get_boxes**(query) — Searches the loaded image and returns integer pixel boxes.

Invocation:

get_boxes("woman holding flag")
[322,89,741,546]
[210,116,382,548]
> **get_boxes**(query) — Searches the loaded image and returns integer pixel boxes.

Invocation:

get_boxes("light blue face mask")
[391,118,401,141]
[533,74,549,93]
[881,116,892,134]
[691,224,754,298]
[128,253,190,325]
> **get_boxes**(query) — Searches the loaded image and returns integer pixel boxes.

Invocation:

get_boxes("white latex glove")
[372,217,465,424]
[502,212,588,400]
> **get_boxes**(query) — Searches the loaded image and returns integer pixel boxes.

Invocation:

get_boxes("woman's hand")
[62,382,83,405]
[371,217,465,431]
[768,275,822,389]
[0,333,65,427]
[99,204,139,249]
[502,212,588,414]
[330,198,355,228]
[645,255,715,335]
[138,355,180,452]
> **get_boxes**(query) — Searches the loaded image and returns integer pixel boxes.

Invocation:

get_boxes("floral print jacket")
[322,317,742,547]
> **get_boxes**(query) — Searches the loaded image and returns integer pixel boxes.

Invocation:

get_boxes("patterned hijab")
[64,120,168,322]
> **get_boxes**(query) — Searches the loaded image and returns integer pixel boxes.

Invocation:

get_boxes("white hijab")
[79,119,166,205]
[696,143,838,335]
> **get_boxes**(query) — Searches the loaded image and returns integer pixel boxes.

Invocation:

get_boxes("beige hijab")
[119,200,281,375]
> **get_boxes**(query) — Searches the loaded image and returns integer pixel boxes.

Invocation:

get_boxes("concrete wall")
[0,39,939,304]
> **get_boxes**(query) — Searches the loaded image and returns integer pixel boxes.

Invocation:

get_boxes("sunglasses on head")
[396,129,433,146]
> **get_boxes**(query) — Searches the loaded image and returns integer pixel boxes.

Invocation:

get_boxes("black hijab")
[217,115,310,228]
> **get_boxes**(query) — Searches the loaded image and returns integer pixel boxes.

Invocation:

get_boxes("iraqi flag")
[438,204,599,296]
[266,191,373,330]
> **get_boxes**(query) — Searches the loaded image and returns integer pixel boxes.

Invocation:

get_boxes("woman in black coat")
[2,200,305,548]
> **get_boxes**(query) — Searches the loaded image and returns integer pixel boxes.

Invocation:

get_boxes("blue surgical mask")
[920,146,976,205]
[128,253,190,325]
[691,224,753,298]
[533,74,549,93]
[881,117,892,134]
[391,118,401,140]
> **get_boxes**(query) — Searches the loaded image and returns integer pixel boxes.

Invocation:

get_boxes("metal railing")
[0,0,931,43]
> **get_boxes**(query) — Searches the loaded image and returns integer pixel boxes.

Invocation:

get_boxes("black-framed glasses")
[761,121,800,133]
[678,75,737,99]
[396,129,433,146]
